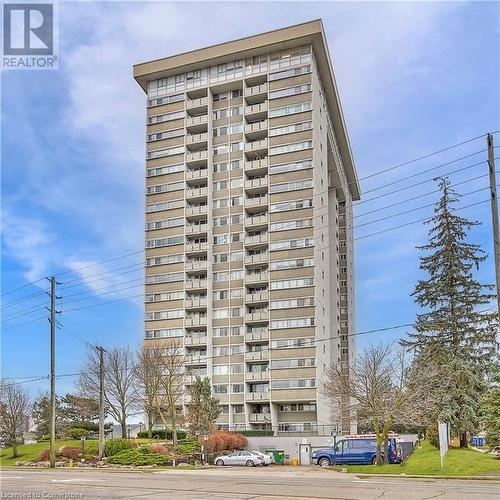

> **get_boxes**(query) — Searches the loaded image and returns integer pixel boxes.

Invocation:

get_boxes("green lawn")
[339,440,500,476]
[0,440,82,466]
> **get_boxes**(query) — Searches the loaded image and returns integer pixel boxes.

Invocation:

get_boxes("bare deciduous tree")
[0,379,31,458]
[77,346,138,438]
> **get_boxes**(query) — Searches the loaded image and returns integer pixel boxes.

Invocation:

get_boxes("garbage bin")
[267,450,284,465]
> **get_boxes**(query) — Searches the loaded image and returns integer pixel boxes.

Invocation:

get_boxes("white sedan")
[214,450,266,467]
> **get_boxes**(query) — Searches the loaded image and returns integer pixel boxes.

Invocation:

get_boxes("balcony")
[247,392,270,401]
[185,278,208,290]
[246,350,269,361]
[185,242,208,254]
[244,233,268,248]
[245,139,268,153]
[185,205,208,217]
[185,354,207,365]
[245,103,268,119]
[185,186,208,201]
[245,158,268,175]
[245,291,269,304]
[244,177,268,194]
[245,83,268,98]
[249,412,271,423]
[246,271,268,284]
[186,97,208,112]
[246,371,269,382]
[184,335,207,346]
[185,223,208,235]
[186,114,208,127]
[245,213,268,228]
[245,311,269,323]
[185,297,207,309]
[185,150,208,165]
[244,252,268,266]
[186,132,208,147]
[185,316,207,327]
[186,168,208,180]
[244,120,268,133]
[245,196,268,210]
[185,260,208,272]
[245,330,269,342]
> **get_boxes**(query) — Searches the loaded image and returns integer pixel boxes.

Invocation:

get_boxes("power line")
[1,277,46,297]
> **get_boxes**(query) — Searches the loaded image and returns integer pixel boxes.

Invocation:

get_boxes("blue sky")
[1,1,499,399]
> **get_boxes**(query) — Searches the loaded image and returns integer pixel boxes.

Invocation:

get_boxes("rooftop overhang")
[133,19,360,200]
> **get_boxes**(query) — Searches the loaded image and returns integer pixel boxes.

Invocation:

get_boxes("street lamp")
[331,429,338,466]
[202,434,209,465]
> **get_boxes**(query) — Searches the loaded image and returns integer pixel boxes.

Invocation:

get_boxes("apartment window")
[269,47,311,70]
[213,366,229,376]
[231,196,243,206]
[146,218,184,230]
[271,379,315,389]
[230,141,244,152]
[213,198,229,208]
[269,141,312,156]
[270,219,313,231]
[145,328,183,339]
[213,216,229,227]
[213,308,229,319]
[270,297,314,310]
[271,358,315,369]
[231,214,242,224]
[270,238,314,251]
[269,101,311,118]
[145,272,184,284]
[213,159,243,173]
[146,254,184,266]
[213,144,228,155]
[233,404,244,413]
[231,307,242,318]
[231,326,244,336]
[213,180,228,190]
[231,270,244,280]
[231,364,244,374]
[146,200,184,213]
[147,93,184,107]
[147,181,184,195]
[232,384,244,394]
[213,346,229,356]
[270,180,313,194]
[279,403,316,412]
[147,164,184,177]
[147,110,184,124]
[270,199,312,213]
[213,327,229,337]
[231,345,244,355]
[213,124,243,137]
[213,384,228,393]
[269,121,312,137]
[213,290,229,300]
[270,278,314,290]
[231,233,242,243]
[231,105,242,116]
[271,157,311,175]
[146,236,184,248]
[271,338,314,349]
[147,128,184,142]
[147,145,185,159]
[145,309,184,320]
[230,288,243,298]
[269,84,312,100]
[270,318,314,329]
[213,108,228,120]
[145,291,184,303]
[213,234,229,245]
[213,272,229,282]
[219,405,229,414]
[270,258,314,270]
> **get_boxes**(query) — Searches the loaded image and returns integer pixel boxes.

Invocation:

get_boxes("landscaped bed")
[336,441,500,477]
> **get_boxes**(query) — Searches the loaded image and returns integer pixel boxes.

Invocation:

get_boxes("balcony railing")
[185,205,208,216]
[186,115,208,126]
[245,330,269,342]
[185,242,208,253]
[186,168,208,180]
[186,97,208,109]
[245,233,268,246]
[244,252,268,265]
[184,335,207,346]
[245,158,268,171]
[246,350,269,361]
[246,371,269,381]
[245,311,269,323]
[185,316,207,327]
[244,177,268,189]
[245,83,268,96]
[245,196,268,208]
[246,214,268,227]
[185,260,208,272]
[186,132,208,145]
[245,139,268,152]
[247,392,270,401]
[249,412,271,423]
[185,297,207,309]
[185,186,208,199]
[245,103,268,115]
[186,150,208,162]
[185,354,207,364]
[246,272,268,284]
[185,223,208,235]
[244,120,268,133]
[185,279,208,290]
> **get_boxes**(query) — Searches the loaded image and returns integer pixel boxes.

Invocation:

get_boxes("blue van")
[311,437,401,466]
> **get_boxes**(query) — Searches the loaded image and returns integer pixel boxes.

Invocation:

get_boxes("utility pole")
[487,133,500,313]
[46,276,61,469]
[94,346,106,460]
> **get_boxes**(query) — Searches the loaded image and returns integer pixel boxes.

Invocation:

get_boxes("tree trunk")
[383,428,389,465]
[121,417,127,439]
[171,407,177,446]
[11,439,18,458]
[147,412,153,439]
[374,418,382,465]
[459,432,468,448]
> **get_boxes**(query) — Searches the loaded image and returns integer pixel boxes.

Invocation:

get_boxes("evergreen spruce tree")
[403,177,498,447]
[185,377,221,436]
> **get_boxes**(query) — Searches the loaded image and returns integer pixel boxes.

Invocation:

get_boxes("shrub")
[69,421,99,432]
[205,432,248,453]
[149,443,169,455]
[106,447,172,466]
[83,441,99,457]
[105,438,133,457]
[426,423,439,448]
[137,429,186,440]
[66,427,88,439]
[60,446,82,460]
[37,449,50,461]
[176,438,201,455]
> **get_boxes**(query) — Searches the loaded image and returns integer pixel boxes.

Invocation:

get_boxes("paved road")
[1,467,499,499]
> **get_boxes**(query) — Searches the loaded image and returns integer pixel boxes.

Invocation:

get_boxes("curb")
[355,473,500,481]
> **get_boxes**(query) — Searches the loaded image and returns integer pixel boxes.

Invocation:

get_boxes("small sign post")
[438,421,449,469]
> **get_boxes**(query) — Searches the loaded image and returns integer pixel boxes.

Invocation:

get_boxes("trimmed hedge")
[107,447,172,466]
[175,437,201,455]
[66,427,88,439]
[238,430,274,437]
[137,429,186,440]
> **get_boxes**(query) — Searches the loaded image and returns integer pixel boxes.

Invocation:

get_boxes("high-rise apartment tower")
[134,20,360,435]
